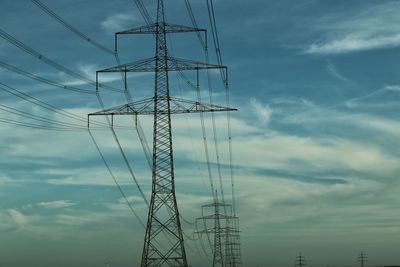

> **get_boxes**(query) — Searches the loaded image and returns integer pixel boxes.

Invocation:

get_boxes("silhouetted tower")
[358,252,367,267]
[213,191,224,267]
[195,191,239,267]
[226,218,242,266]
[88,0,235,265]
[295,253,307,267]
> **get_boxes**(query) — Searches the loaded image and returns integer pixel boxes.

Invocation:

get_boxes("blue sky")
[1,0,400,266]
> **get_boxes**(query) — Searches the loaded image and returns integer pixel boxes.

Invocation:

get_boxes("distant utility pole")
[358,252,368,267]
[295,252,307,267]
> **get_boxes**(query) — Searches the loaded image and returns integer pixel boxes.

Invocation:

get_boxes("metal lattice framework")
[195,192,240,267]
[89,97,235,117]
[88,0,236,266]
[358,252,368,267]
[295,253,307,267]
[96,56,226,73]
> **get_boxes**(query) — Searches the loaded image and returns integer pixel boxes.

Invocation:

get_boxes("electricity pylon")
[195,191,239,267]
[226,219,242,266]
[358,251,367,267]
[88,0,235,266]
[295,253,307,267]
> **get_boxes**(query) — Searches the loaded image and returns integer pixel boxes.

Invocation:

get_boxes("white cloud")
[46,176,113,186]
[384,85,400,92]
[56,63,123,87]
[344,89,387,109]
[101,13,138,34]
[53,214,94,226]
[236,172,400,235]
[306,34,400,54]
[37,200,76,209]
[0,175,12,185]
[303,2,400,54]
[359,115,400,137]
[249,98,272,126]
[0,209,29,230]
[232,132,397,176]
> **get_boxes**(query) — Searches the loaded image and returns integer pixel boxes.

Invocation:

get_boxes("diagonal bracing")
[88,0,236,266]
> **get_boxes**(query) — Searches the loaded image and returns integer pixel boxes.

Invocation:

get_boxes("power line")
[0,28,123,93]
[183,0,206,49]
[198,4,227,210]
[0,84,129,131]
[0,60,94,94]
[27,1,153,210]
[31,0,115,55]
[205,1,242,263]
[88,129,146,228]
[0,82,112,128]
[183,1,242,264]
[0,117,86,131]
[94,93,149,206]
[28,0,229,263]
[88,1,236,264]
[116,0,203,242]
[206,0,226,83]
[0,103,87,129]
[129,0,153,26]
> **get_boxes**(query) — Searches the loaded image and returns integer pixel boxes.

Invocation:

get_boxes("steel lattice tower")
[195,192,239,267]
[358,252,367,267]
[89,0,235,265]
[212,192,225,267]
[141,1,187,265]
[295,253,307,267]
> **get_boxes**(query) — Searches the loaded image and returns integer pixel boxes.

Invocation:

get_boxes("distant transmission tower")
[226,217,242,266]
[358,251,368,267]
[295,253,307,267]
[88,0,235,266]
[195,191,239,267]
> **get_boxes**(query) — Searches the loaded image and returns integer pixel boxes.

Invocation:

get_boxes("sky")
[1,0,400,266]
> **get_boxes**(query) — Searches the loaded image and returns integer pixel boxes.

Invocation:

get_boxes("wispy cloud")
[345,84,400,108]
[0,209,29,231]
[56,63,123,87]
[0,175,13,185]
[36,200,76,209]
[306,34,400,55]
[384,85,400,92]
[249,98,272,126]
[303,1,400,54]
[326,61,353,84]
[101,13,138,34]
[22,200,76,210]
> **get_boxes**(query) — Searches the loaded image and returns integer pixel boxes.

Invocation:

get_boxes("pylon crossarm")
[116,22,206,35]
[98,57,156,73]
[169,57,226,71]
[97,56,226,73]
[195,214,238,220]
[88,97,237,117]
[194,228,240,234]
[201,202,232,208]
